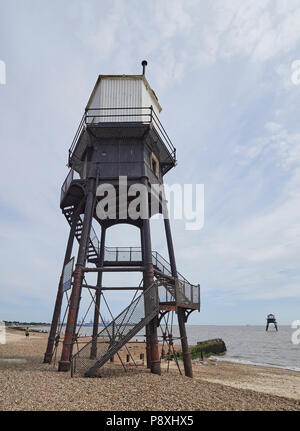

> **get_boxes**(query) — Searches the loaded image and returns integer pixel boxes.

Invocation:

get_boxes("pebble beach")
[0,329,300,411]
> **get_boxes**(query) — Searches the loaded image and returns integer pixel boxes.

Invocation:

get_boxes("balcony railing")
[68,106,176,166]
[104,246,142,262]
[102,246,200,310]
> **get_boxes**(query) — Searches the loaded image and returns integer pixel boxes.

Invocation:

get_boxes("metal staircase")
[71,282,159,377]
[62,205,200,311]
[62,205,200,377]
[63,206,100,261]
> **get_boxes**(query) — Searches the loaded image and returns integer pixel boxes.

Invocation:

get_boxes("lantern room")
[67,72,176,184]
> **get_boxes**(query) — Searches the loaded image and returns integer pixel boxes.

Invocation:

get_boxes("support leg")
[140,224,151,369]
[43,204,81,364]
[59,177,96,372]
[142,215,161,376]
[90,226,106,359]
[164,216,193,378]
[177,307,193,378]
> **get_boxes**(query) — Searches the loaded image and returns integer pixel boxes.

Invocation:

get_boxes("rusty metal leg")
[164,217,177,275]
[90,226,106,359]
[142,211,161,376]
[148,316,161,375]
[58,265,84,371]
[164,215,193,378]
[43,204,81,364]
[140,224,151,369]
[90,289,101,360]
[59,177,96,372]
[177,307,193,378]
[110,321,115,363]
[145,325,151,369]
[43,276,64,364]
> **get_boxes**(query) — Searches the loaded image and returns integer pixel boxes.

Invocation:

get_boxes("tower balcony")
[68,107,177,175]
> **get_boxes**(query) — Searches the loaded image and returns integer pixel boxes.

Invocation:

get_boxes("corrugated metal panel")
[87,83,102,124]
[99,78,141,122]
[87,76,161,123]
[141,83,160,120]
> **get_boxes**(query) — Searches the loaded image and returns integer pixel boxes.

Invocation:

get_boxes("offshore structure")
[43,61,200,378]
[266,314,278,331]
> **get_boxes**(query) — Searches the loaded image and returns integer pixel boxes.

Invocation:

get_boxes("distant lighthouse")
[266,314,278,331]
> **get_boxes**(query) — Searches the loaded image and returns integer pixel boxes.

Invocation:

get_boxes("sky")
[0,0,300,325]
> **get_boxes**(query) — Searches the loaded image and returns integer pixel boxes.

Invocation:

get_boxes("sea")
[30,324,300,372]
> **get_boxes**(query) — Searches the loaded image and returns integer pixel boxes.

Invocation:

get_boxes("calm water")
[31,324,300,371]
[183,325,300,372]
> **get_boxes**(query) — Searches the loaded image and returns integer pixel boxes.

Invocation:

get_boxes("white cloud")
[236,121,300,171]
[276,63,297,89]
[265,122,282,133]
[197,0,300,64]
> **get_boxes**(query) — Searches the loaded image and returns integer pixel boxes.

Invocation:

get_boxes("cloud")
[196,0,300,64]
[237,121,300,171]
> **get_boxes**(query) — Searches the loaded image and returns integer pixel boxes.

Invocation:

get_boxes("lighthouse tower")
[44,62,200,378]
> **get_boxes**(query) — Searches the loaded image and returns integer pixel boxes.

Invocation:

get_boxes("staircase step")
[84,305,159,377]
[71,283,159,377]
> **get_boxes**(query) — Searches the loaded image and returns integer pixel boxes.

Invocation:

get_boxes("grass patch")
[168,338,227,361]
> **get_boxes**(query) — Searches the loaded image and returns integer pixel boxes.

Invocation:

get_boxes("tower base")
[58,360,71,372]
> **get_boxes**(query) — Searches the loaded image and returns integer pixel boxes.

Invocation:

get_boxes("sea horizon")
[20,323,300,372]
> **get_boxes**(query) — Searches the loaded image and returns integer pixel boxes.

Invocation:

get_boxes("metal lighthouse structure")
[43,61,200,378]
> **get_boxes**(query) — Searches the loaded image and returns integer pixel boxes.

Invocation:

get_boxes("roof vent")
[141,60,148,76]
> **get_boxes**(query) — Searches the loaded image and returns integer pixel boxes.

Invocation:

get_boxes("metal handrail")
[60,168,74,204]
[102,246,192,282]
[101,245,199,308]
[68,107,176,166]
